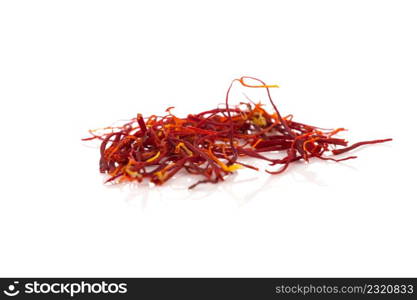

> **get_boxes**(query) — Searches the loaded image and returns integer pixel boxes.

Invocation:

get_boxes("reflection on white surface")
[102,156,361,209]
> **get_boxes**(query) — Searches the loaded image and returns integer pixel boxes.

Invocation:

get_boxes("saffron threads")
[83,76,392,189]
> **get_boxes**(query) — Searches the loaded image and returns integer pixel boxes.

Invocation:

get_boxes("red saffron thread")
[83,77,392,189]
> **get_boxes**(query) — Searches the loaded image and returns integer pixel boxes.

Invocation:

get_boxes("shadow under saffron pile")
[83,76,392,189]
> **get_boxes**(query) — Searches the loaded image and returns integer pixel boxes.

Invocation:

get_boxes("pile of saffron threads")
[83,76,392,189]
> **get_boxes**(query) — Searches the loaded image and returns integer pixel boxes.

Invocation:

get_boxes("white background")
[0,0,416,277]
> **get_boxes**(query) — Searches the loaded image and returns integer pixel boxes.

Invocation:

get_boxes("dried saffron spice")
[83,76,392,189]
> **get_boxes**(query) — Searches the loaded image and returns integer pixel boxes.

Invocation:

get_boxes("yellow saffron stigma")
[146,151,161,162]
[154,171,165,181]
[221,163,242,172]
[239,78,280,88]
[252,113,267,127]
[125,168,142,178]
[207,147,243,172]
[216,160,242,172]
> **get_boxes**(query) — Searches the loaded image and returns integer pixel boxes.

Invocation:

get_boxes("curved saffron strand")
[224,79,241,164]
[332,139,393,155]
[266,149,299,174]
